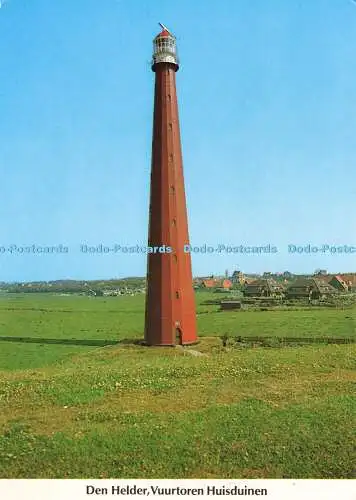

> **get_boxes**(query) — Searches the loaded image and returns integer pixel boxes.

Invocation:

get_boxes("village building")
[328,275,349,292]
[286,278,334,300]
[243,278,284,298]
[201,278,217,288]
[340,274,356,291]
[311,273,355,292]
[201,278,233,290]
[221,279,233,290]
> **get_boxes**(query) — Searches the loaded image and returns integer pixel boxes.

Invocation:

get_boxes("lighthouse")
[144,24,197,346]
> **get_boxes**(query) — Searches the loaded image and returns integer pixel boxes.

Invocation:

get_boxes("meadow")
[0,292,355,478]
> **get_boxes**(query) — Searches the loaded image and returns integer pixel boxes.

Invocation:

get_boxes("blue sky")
[0,0,355,281]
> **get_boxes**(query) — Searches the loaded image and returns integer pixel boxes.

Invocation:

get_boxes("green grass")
[0,342,98,371]
[0,292,355,478]
[0,342,355,478]
[199,308,355,338]
[0,294,144,340]
[0,292,354,371]
[0,294,144,370]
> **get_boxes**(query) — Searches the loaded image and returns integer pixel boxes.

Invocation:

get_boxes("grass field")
[0,292,355,478]
[0,292,354,370]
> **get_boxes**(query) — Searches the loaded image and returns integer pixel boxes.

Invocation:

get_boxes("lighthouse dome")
[155,29,171,38]
[152,24,179,71]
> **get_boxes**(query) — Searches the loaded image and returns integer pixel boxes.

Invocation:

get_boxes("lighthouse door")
[175,327,183,346]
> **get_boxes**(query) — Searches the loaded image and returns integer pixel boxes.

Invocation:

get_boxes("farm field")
[0,292,355,478]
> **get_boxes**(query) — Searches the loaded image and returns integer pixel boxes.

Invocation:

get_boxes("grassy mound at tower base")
[1,340,355,478]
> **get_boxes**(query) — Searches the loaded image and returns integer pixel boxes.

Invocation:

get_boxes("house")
[243,278,284,298]
[286,278,334,300]
[202,279,216,288]
[222,279,233,290]
[244,277,257,285]
[340,274,356,291]
[315,273,355,292]
[328,275,349,292]
[201,278,232,290]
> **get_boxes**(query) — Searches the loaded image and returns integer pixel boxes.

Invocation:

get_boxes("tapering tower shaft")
[144,26,197,346]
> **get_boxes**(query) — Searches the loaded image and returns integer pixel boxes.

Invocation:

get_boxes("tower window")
[168,123,173,130]
[176,291,180,299]
[170,185,175,194]
[169,153,174,162]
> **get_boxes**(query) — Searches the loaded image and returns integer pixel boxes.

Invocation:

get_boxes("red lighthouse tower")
[144,24,197,346]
